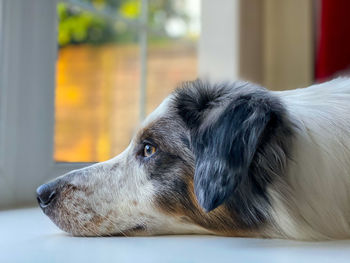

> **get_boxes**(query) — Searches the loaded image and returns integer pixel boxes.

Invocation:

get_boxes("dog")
[37,78,350,240]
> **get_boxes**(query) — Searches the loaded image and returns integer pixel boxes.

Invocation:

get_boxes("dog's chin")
[38,202,92,236]
[43,212,100,237]
[39,199,146,237]
[39,206,73,235]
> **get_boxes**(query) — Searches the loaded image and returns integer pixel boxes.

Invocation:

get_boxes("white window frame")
[199,0,313,90]
[0,0,57,207]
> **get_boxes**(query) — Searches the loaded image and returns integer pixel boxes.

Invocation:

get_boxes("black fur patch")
[174,80,293,227]
[175,80,233,129]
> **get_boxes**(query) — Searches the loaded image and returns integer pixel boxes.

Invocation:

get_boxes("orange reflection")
[55,42,197,162]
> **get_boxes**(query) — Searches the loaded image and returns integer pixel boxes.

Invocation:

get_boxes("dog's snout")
[36,183,57,208]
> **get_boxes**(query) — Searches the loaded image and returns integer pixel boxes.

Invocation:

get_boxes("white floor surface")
[1,207,350,263]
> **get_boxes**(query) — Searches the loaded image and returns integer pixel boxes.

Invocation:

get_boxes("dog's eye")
[143,144,156,157]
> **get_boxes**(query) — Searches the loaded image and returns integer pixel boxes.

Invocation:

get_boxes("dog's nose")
[36,183,57,207]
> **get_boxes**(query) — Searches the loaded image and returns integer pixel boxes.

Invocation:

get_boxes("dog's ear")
[175,80,281,212]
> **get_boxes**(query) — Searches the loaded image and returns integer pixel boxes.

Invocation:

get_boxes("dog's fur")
[38,78,350,240]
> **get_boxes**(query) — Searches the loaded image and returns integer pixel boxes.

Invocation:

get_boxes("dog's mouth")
[126,225,146,233]
[111,225,147,236]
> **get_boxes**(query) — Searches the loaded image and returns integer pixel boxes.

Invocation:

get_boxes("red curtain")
[316,0,350,81]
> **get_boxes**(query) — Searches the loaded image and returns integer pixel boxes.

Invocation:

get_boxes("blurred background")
[1,0,350,208]
[55,0,200,162]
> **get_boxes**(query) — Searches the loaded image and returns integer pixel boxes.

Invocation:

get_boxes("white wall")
[199,0,240,82]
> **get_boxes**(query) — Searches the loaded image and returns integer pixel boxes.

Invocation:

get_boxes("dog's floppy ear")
[175,80,281,212]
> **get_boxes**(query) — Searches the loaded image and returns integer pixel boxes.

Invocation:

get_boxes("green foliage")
[58,3,115,46]
[58,0,190,47]
[83,0,122,9]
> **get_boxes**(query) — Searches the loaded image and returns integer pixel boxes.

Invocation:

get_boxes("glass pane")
[55,0,200,162]
[55,0,140,162]
[147,0,200,113]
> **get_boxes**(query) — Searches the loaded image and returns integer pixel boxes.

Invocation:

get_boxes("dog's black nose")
[36,183,57,207]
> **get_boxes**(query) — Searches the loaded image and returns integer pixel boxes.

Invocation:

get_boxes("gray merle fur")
[174,80,294,227]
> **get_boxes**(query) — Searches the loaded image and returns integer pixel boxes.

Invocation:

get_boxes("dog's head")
[37,80,292,236]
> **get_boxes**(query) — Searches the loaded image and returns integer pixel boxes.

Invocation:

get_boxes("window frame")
[0,0,57,207]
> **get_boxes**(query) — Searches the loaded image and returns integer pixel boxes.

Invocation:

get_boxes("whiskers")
[57,192,148,237]
[97,212,129,237]
[91,210,150,237]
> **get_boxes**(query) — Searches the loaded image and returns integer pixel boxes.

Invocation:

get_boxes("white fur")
[141,96,172,127]
[266,78,350,240]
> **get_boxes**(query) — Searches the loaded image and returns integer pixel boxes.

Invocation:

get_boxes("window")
[0,0,313,208]
[54,0,200,162]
